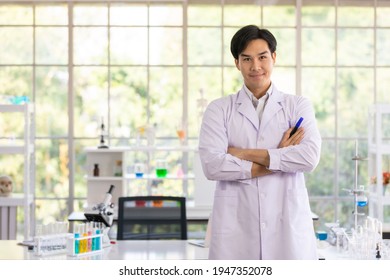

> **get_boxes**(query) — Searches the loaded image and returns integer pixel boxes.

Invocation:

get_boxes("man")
[198,25,321,259]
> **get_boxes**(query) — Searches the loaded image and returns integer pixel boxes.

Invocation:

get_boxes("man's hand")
[278,127,304,148]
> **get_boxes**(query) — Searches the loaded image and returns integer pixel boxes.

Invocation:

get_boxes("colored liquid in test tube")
[74,224,80,255]
[87,222,92,252]
[95,223,101,250]
[91,222,96,251]
[80,224,87,253]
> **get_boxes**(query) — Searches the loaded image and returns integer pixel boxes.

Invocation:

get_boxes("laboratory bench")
[0,239,342,260]
[0,240,209,260]
[1,240,359,260]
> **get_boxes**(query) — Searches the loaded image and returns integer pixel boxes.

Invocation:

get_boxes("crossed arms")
[227,127,304,178]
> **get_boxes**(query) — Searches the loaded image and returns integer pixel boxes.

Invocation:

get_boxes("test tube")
[87,222,92,252]
[92,222,98,251]
[80,224,86,253]
[74,224,80,255]
[62,222,68,250]
[95,223,101,250]
[83,224,88,253]
[91,222,95,251]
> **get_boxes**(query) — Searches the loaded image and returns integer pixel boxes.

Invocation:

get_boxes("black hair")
[230,25,277,59]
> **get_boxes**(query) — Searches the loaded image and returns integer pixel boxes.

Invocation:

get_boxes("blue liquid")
[9,96,29,105]
[95,230,101,250]
[357,201,368,207]
[74,233,80,254]
[135,172,144,178]
[92,235,95,251]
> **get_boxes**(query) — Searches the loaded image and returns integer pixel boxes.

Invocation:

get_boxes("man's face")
[235,39,276,98]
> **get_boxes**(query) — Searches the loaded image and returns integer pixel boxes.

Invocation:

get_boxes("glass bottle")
[114,160,123,176]
[93,164,99,177]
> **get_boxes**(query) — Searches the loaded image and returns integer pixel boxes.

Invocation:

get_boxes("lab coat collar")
[259,86,285,133]
[236,85,285,131]
[236,87,260,130]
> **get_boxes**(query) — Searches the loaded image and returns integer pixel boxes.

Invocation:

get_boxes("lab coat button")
[261,222,266,229]
[260,192,266,199]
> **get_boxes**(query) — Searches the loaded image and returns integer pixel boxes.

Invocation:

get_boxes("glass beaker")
[134,163,145,178]
[175,121,186,145]
[357,185,367,207]
[155,159,168,178]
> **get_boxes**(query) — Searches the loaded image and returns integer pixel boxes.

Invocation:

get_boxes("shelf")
[84,146,198,153]
[0,145,24,154]
[368,104,390,223]
[85,176,123,181]
[0,102,35,240]
[0,104,28,112]
[84,147,129,153]
[0,144,34,154]
[132,146,198,152]
[0,193,33,207]
[125,174,195,180]
[85,145,199,207]
[86,174,195,181]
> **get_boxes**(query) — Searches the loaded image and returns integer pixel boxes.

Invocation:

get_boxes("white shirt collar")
[243,83,273,109]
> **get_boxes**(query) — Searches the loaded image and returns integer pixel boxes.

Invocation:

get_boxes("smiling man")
[198,25,322,260]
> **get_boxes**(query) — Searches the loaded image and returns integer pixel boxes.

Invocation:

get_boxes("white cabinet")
[0,104,35,240]
[85,147,126,209]
[368,104,390,229]
[84,146,198,209]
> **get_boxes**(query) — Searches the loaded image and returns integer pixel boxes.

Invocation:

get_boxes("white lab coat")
[199,85,321,260]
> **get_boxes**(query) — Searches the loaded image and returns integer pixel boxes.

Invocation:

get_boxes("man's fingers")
[290,128,304,145]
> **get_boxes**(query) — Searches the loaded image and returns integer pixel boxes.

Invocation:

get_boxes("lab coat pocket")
[286,187,312,232]
[212,188,238,234]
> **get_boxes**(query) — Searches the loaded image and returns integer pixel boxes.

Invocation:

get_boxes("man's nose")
[251,60,261,70]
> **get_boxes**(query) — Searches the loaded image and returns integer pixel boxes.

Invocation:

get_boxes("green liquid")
[156,169,168,178]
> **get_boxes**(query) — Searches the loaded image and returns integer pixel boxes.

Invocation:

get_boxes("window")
[0,0,387,237]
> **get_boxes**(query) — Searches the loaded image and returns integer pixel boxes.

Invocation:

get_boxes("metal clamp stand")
[344,140,368,230]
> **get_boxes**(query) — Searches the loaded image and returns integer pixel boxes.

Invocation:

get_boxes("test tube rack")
[67,233,104,257]
[34,233,72,256]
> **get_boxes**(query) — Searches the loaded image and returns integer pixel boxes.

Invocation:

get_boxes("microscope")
[84,185,115,247]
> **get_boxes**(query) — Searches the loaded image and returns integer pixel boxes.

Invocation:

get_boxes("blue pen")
[289,117,304,138]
